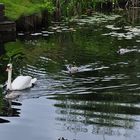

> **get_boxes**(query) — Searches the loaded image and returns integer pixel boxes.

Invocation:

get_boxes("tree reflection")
[127,8,140,25]
[52,92,138,136]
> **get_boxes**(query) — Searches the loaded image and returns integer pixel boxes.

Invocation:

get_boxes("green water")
[0,14,140,140]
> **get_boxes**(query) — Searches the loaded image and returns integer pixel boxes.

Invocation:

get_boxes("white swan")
[66,64,79,74]
[6,63,37,91]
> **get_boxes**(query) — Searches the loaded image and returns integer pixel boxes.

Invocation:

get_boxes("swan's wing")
[66,65,78,73]
[12,76,32,90]
[31,78,37,84]
[73,67,79,71]
[70,67,79,73]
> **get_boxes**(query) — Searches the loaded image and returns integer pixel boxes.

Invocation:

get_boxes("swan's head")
[6,63,13,71]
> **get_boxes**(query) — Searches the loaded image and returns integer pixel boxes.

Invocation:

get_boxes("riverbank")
[1,0,133,22]
[0,0,54,20]
[1,0,140,32]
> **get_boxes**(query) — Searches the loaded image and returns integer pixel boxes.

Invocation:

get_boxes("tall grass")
[56,0,122,18]
[1,0,54,20]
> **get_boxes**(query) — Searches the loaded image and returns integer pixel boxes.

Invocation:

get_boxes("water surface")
[0,13,140,140]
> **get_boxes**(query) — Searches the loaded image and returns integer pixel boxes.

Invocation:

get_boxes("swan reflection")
[5,91,22,100]
[0,96,21,120]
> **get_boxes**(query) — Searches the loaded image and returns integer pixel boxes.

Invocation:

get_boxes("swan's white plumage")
[31,78,37,84]
[67,65,79,74]
[12,76,33,90]
[6,63,37,91]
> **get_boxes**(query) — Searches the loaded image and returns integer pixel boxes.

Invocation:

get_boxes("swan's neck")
[7,70,12,90]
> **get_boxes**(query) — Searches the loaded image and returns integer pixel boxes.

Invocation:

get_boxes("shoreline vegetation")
[0,0,139,32]
[1,0,138,21]
[0,0,54,20]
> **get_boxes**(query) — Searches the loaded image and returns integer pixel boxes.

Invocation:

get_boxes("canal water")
[0,13,140,140]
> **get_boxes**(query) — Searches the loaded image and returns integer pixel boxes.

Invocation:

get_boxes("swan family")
[5,63,78,92]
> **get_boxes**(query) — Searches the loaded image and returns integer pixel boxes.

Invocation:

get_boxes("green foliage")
[0,0,124,20]
[4,41,24,58]
[54,0,122,18]
[1,0,54,20]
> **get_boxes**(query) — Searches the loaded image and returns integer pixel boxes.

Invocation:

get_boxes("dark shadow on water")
[0,118,10,123]
[0,99,21,118]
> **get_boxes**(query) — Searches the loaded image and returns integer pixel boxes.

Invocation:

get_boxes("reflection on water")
[127,8,140,25]
[0,13,140,139]
[0,89,21,123]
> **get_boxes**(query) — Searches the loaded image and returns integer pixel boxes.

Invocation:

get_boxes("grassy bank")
[1,0,54,20]
[1,0,128,21]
